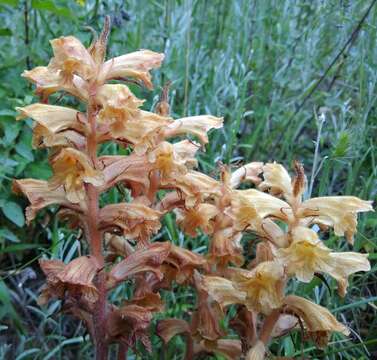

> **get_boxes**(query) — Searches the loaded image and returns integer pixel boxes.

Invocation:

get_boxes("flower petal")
[99,202,162,244]
[39,256,100,305]
[156,318,191,344]
[100,50,164,89]
[101,154,152,195]
[231,261,285,314]
[328,252,370,297]
[175,170,222,207]
[259,162,293,201]
[108,242,171,287]
[300,196,373,243]
[276,227,333,283]
[49,36,95,80]
[107,304,153,352]
[22,66,88,100]
[13,179,71,223]
[164,115,223,144]
[230,162,263,188]
[16,104,86,148]
[202,276,246,307]
[176,203,218,237]
[246,340,265,360]
[283,295,349,347]
[50,148,104,203]
[235,189,292,220]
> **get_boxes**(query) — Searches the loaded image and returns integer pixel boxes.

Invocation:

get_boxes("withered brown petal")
[156,318,191,344]
[108,242,171,286]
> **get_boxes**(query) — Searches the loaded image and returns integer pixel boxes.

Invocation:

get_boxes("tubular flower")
[231,261,285,315]
[107,304,153,352]
[277,226,370,295]
[163,115,223,144]
[49,148,104,203]
[175,170,222,207]
[299,196,373,244]
[201,276,246,307]
[22,66,89,100]
[96,84,144,138]
[283,295,349,347]
[107,242,171,288]
[234,189,292,221]
[163,245,207,284]
[49,36,96,81]
[13,179,73,223]
[16,104,86,148]
[230,162,264,188]
[258,162,293,201]
[148,141,188,183]
[227,192,262,231]
[209,227,244,267]
[98,49,165,89]
[39,256,100,306]
[176,203,218,236]
[99,202,162,245]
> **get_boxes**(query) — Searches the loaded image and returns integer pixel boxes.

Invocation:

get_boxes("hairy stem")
[86,88,108,360]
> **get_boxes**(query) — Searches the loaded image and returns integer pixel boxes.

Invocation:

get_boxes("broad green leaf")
[3,122,20,145]
[1,201,25,227]
[26,162,52,180]
[15,142,34,161]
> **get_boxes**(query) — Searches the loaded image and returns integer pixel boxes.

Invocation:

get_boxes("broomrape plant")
[13,18,373,360]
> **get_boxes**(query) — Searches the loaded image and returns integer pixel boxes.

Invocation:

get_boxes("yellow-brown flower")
[49,148,104,203]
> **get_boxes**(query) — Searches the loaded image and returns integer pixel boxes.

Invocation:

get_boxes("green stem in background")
[307,109,326,199]
[23,0,31,70]
[183,0,192,116]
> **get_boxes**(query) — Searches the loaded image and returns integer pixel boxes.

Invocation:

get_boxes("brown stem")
[86,86,108,360]
[117,343,128,360]
[184,334,194,360]
[259,309,280,345]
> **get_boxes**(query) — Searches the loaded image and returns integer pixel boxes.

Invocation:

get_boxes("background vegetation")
[0,0,376,359]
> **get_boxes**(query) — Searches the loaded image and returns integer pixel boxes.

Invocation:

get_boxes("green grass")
[0,0,376,359]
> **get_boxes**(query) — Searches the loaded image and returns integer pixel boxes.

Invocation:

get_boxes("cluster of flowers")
[14,20,373,360]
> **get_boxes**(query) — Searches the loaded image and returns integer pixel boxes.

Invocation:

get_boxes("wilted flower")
[13,179,74,223]
[39,256,100,307]
[176,203,218,236]
[99,202,162,245]
[283,295,349,347]
[49,36,96,81]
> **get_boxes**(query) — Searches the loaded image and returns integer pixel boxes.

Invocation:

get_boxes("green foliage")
[0,0,376,359]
